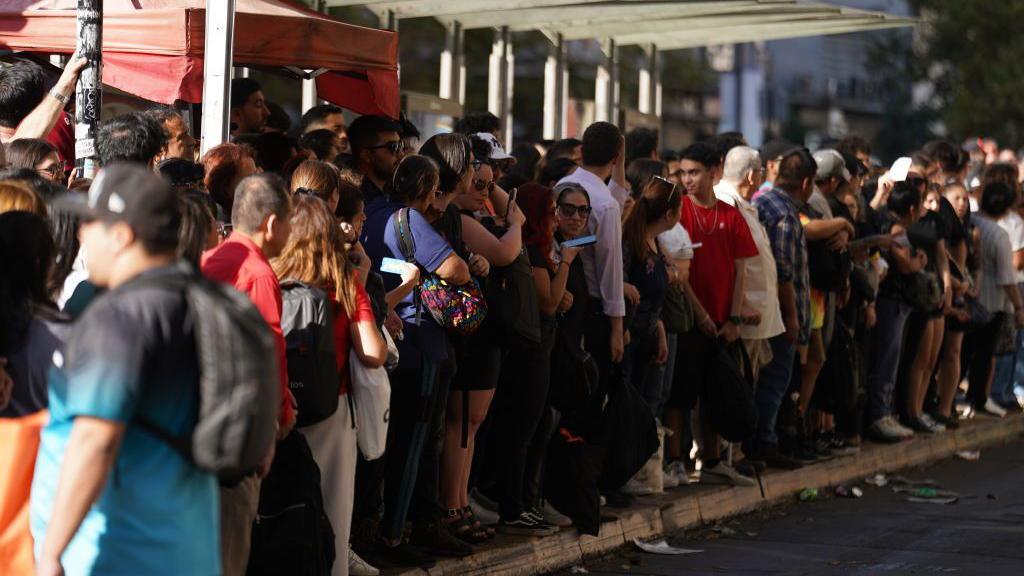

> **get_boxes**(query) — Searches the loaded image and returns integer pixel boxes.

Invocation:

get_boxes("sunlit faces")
[556,189,591,239]
[679,159,713,198]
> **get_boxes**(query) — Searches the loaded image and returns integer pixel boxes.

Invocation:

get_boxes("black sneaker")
[526,507,559,532]
[498,512,559,537]
[930,411,960,430]
[750,442,804,470]
[363,540,437,569]
[410,520,474,558]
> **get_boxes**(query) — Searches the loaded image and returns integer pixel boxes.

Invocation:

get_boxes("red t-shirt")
[678,195,758,324]
[331,282,376,396]
[200,232,294,427]
[46,111,76,171]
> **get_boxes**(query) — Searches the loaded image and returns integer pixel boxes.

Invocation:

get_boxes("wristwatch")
[727,315,743,326]
[49,90,68,104]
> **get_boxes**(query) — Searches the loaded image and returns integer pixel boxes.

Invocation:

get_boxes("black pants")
[491,334,548,520]
[407,356,452,525]
[563,304,622,438]
[381,361,441,540]
[964,313,1006,408]
[522,318,558,510]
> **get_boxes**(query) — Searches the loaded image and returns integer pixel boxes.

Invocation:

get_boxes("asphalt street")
[562,437,1024,575]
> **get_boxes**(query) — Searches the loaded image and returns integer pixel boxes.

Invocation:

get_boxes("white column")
[201,0,235,156]
[440,20,464,103]
[639,43,658,116]
[301,77,317,113]
[595,38,617,124]
[543,33,566,140]
[488,26,512,144]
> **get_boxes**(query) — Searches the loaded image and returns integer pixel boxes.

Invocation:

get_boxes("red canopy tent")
[0,0,400,118]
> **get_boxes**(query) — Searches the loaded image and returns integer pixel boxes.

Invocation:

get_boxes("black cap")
[760,138,799,163]
[53,163,180,246]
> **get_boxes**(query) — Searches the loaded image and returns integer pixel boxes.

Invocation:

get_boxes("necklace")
[688,196,720,238]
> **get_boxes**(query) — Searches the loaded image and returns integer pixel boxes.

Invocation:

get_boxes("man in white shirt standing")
[557,122,629,430]
[715,146,786,378]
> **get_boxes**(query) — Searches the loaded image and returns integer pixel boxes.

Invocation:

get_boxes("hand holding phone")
[505,187,518,219]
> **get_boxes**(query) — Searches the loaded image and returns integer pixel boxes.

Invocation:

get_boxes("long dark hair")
[392,154,440,203]
[518,182,556,269]
[5,138,57,171]
[622,177,681,262]
[0,211,57,356]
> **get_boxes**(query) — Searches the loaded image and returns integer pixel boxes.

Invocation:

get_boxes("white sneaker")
[919,413,946,433]
[349,548,380,576]
[664,460,691,487]
[541,500,573,528]
[700,462,756,487]
[886,415,915,438]
[982,398,1007,418]
[621,478,655,496]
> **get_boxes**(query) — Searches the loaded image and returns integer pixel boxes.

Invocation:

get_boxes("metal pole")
[75,0,102,178]
[200,0,236,156]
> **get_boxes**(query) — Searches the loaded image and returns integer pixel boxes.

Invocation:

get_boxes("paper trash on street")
[633,538,704,555]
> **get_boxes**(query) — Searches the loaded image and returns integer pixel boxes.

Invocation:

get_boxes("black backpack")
[246,431,336,576]
[478,216,542,344]
[280,281,340,428]
[702,341,757,443]
[813,319,861,414]
[134,266,280,483]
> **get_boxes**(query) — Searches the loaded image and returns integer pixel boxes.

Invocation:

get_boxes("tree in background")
[910,0,1024,149]
[866,31,936,163]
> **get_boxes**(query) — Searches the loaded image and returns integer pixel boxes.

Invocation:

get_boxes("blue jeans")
[867,296,912,421]
[639,332,678,419]
[754,334,797,445]
[993,328,1021,404]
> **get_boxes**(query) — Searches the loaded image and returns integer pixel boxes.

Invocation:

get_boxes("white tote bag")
[349,349,391,460]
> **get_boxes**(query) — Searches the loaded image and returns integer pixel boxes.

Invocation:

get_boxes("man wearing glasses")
[348,115,404,206]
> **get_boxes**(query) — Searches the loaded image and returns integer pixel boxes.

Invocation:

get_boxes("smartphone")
[380,257,408,275]
[505,187,518,219]
[562,234,598,248]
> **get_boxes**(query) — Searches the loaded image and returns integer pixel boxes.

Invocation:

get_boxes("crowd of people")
[2,58,1024,576]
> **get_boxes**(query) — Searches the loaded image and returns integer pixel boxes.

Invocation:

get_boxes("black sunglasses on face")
[557,203,592,218]
[473,178,495,193]
[471,159,484,171]
[366,140,403,155]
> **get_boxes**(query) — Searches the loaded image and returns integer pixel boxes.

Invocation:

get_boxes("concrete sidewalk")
[390,414,1024,576]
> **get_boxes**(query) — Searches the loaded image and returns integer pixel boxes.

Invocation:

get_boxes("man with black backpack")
[32,165,222,576]
[201,173,294,576]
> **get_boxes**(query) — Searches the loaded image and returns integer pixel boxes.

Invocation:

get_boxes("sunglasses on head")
[557,203,592,218]
[366,140,404,155]
[473,178,495,193]
[651,175,679,201]
[906,176,927,188]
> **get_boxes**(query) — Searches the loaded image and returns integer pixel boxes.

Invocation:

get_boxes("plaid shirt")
[753,186,811,344]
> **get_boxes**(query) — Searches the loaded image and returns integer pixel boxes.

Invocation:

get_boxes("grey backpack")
[136,268,280,483]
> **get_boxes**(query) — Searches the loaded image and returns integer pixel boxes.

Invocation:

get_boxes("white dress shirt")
[715,180,785,340]
[558,168,626,317]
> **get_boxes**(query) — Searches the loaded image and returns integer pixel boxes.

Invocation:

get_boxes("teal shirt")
[30,265,220,576]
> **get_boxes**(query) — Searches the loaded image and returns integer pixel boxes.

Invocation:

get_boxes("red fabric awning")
[0,1,400,117]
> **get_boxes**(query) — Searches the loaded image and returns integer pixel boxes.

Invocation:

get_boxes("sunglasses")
[557,203,592,218]
[473,178,495,193]
[471,159,485,171]
[905,176,927,189]
[37,161,66,179]
[366,140,404,155]
[651,175,680,202]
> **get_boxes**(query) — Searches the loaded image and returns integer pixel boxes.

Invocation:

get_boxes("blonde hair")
[271,194,359,316]
[290,160,340,205]
[0,181,47,216]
